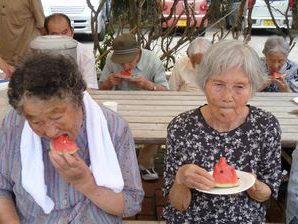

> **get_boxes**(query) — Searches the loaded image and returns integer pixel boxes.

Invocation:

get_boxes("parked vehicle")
[227,0,293,30]
[42,0,110,40]
[161,0,208,34]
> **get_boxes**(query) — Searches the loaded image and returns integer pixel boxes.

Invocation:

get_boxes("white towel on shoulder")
[20,91,124,214]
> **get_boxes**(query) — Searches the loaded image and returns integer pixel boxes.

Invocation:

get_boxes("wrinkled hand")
[127,75,151,90]
[175,164,215,191]
[49,151,95,193]
[107,73,124,86]
[246,174,271,202]
[271,77,290,92]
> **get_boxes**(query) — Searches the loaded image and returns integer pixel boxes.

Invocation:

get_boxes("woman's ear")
[71,28,74,37]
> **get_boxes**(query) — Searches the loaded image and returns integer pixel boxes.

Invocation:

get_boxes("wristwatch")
[152,84,157,91]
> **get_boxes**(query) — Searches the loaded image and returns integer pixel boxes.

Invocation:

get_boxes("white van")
[244,0,293,29]
[42,0,110,40]
[228,0,293,30]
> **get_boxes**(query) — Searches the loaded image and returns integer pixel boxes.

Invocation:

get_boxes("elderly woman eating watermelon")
[163,40,281,223]
[0,53,144,223]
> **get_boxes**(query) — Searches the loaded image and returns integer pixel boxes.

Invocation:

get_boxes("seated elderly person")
[0,53,143,223]
[100,33,169,181]
[163,40,281,223]
[287,145,298,224]
[99,33,169,91]
[169,37,211,92]
[260,35,298,92]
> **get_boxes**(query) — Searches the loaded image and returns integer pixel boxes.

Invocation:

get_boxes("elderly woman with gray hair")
[0,53,143,223]
[169,37,211,92]
[163,40,281,223]
[261,35,298,92]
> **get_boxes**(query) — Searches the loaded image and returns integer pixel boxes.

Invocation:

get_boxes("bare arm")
[0,198,20,224]
[169,181,192,211]
[246,179,272,202]
[169,164,215,211]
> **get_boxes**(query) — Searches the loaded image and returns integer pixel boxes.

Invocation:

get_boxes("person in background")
[0,52,143,223]
[0,0,45,70]
[260,35,298,92]
[99,33,169,181]
[0,57,14,79]
[44,13,99,89]
[163,40,281,223]
[287,145,298,224]
[169,37,211,92]
[99,33,168,91]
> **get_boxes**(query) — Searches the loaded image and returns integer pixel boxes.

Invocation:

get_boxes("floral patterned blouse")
[163,105,281,224]
[261,58,298,92]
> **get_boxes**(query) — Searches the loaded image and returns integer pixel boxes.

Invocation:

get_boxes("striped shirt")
[0,106,144,224]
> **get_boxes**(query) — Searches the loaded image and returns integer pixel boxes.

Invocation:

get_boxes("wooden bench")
[124,222,283,224]
[124,222,165,224]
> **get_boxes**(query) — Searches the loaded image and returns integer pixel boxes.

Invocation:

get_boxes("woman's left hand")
[246,176,272,202]
[271,77,290,92]
[49,151,96,193]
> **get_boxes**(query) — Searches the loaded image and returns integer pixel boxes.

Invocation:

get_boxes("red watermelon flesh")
[50,134,78,155]
[213,157,239,188]
[120,69,132,76]
[273,72,285,79]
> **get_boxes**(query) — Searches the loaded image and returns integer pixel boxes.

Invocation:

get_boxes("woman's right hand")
[107,73,123,86]
[271,77,290,92]
[175,164,215,191]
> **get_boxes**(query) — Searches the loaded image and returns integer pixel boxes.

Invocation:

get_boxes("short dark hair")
[8,52,87,113]
[44,13,72,34]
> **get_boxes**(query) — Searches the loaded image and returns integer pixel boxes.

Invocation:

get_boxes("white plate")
[196,170,256,195]
[293,97,298,104]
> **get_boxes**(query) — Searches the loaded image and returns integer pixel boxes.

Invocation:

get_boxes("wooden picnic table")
[1,90,298,148]
[90,90,298,149]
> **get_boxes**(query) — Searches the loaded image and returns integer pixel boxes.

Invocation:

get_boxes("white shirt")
[77,42,98,89]
[169,56,201,92]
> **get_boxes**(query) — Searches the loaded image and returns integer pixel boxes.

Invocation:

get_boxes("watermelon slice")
[50,134,78,155]
[273,72,285,79]
[213,157,239,188]
[120,69,132,76]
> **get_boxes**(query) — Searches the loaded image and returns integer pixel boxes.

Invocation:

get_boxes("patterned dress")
[163,105,281,224]
[261,58,298,92]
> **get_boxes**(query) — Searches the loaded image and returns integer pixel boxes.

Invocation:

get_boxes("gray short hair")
[197,40,267,94]
[187,37,211,57]
[262,35,289,57]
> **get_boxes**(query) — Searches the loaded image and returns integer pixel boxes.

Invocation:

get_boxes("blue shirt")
[99,49,169,90]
